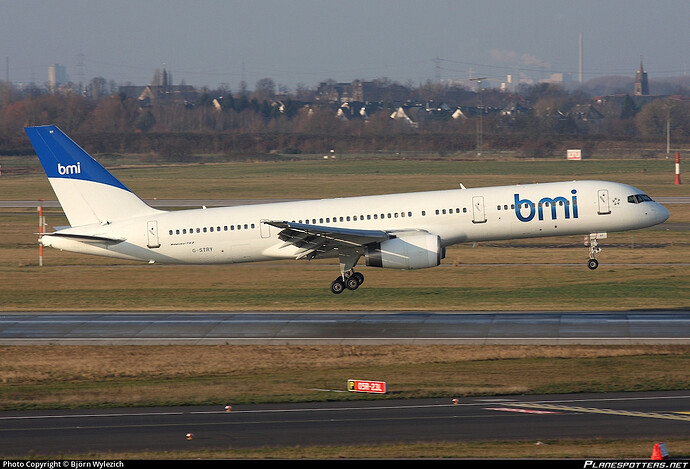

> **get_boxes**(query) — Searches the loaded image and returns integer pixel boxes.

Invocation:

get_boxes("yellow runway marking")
[512,403,690,422]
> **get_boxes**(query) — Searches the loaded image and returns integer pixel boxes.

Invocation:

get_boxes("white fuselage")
[40,180,669,266]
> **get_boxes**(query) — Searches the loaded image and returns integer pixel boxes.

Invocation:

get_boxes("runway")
[1,391,688,456]
[2,309,688,457]
[1,310,689,345]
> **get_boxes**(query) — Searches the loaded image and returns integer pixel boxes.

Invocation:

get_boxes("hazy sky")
[2,0,689,90]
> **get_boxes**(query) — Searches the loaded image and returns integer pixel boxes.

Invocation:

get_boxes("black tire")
[587,258,599,270]
[331,278,345,294]
[345,276,360,290]
[353,272,364,286]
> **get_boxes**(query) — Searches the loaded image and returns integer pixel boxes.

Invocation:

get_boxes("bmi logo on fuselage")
[57,162,81,175]
[514,190,578,222]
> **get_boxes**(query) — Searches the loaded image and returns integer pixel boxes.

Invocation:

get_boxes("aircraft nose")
[655,203,670,224]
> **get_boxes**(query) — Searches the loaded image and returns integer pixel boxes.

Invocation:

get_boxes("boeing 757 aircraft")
[25,125,669,294]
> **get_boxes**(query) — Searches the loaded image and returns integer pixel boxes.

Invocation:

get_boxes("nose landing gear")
[585,233,605,270]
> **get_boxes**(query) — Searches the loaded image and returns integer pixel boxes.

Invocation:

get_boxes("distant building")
[119,68,198,106]
[315,79,408,104]
[315,80,371,103]
[48,64,67,92]
[634,61,649,96]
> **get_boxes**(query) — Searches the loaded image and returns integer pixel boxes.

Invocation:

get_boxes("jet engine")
[365,232,443,270]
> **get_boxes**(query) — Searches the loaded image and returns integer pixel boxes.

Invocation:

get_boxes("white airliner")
[25,125,670,294]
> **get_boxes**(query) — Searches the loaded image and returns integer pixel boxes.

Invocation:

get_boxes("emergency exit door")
[472,196,487,223]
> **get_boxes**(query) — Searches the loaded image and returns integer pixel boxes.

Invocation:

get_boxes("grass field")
[1,154,688,459]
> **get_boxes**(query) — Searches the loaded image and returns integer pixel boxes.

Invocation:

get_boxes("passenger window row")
[294,206,474,223]
[293,211,414,224]
[433,208,468,216]
[169,223,255,236]
[167,205,477,237]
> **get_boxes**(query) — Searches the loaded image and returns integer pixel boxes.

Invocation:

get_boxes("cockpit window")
[627,194,653,204]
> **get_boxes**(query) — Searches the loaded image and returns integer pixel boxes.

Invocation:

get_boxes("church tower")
[634,60,649,96]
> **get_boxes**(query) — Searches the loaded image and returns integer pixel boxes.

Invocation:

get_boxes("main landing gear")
[330,271,364,294]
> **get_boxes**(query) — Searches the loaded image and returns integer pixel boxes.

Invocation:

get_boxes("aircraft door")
[260,219,271,238]
[147,220,161,248]
[597,189,611,215]
[472,196,487,223]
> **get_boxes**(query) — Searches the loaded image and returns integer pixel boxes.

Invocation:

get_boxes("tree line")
[1,78,689,160]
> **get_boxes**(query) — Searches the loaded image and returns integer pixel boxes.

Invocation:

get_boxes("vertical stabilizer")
[25,125,160,227]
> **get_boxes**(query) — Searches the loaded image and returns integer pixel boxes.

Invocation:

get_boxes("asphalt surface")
[1,310,689,345]
[1,391,688,456]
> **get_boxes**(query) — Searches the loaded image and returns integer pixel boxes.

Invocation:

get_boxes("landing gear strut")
[330,271,364,294]
[586,233,603,270]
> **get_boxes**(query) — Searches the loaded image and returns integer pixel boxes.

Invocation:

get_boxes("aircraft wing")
[265,220,390,260]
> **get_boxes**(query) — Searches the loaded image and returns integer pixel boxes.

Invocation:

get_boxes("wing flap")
[265,221,390,259]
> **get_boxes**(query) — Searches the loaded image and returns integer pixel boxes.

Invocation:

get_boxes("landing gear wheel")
[345,276,360,290]
[352,272,364,286]
[330,278,345,294]
[587,258,599,270]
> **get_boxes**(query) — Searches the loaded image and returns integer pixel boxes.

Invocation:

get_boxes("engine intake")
[365,232,442,270]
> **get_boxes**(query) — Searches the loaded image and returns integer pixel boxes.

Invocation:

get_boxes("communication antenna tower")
[469,77,487,156]
[76,53,85,85]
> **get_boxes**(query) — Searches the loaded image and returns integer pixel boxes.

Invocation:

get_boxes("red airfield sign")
[348,379,386,394]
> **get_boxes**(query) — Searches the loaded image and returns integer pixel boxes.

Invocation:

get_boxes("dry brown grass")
[2,344,689,410]
[5,344,682,382]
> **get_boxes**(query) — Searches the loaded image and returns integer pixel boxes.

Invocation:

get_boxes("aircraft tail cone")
[651,442,668,460]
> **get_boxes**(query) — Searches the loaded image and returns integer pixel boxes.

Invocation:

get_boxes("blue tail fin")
[25,125,159,227]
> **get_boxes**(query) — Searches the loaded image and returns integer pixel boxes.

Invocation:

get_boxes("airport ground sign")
[348,379,387,394]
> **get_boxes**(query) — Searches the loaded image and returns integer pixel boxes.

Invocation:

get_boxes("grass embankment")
[1,345,689,410]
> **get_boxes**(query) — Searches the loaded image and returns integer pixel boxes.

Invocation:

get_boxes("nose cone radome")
[656,203,670,224]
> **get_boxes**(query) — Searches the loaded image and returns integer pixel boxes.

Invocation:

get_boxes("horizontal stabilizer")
[43,232,125,244]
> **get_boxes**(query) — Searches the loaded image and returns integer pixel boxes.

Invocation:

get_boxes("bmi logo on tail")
[57,162,81,175]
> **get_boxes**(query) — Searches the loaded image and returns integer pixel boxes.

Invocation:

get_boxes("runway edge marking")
[511,403,690,422]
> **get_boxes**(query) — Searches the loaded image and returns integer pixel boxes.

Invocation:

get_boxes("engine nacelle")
[365,232,443,270]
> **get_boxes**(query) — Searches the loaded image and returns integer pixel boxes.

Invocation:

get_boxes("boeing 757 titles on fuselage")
[25,125,669,294]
